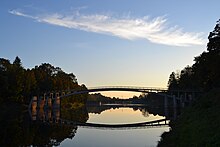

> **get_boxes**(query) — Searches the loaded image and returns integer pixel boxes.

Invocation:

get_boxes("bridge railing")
[87,86,168,91]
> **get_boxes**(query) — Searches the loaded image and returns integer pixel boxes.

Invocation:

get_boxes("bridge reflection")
[30,105,173,130]
[59,118,169,130]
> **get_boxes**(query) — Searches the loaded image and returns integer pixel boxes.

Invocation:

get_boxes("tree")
[23,69,37,103]
[33,63,55,92]
[13,56,22,67]
[0,57,87,104]
[0,57,25,102]
[168,20,220,92]
[178,66,195,90]
[207,19,220,51]
[0,58,11,101]
[167,72,179,90]
[192,20,220,90]
[10,57,25,102]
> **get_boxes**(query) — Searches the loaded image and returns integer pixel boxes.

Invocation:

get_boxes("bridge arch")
[59,86,168,98]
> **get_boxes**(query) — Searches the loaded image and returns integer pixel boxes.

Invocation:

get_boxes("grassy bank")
[158,89,220,147]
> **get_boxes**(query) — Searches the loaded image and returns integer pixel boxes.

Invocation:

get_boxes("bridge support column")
[164,94,168,108]
[180,97,185,108]
[46,97,52,109]
[173,106,177,120]
[184,92,187,102]
[45,109,52,123]
[31,96,38,111]
[30,96,38,120]
[31,108,37,121]
[39,96,45,110]
[192,92,195,101]
[172,95,177,120]
[53,108,60,123]
[173,95,177,108]
[164,94,169,119]
[53,96,60,109]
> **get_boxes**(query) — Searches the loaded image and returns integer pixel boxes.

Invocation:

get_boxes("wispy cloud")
[9,9,206,46]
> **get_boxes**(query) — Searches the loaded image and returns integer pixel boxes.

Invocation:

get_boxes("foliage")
[167,20,220,92]
[158,89,220,147]
[0,57,25,102]
[160,19,220,146]
[0,104,79,147]
[0,57,85,104]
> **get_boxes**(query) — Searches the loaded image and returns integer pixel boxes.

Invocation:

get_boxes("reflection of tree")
[87,105,170,118]
[87,105,115,114]
[0,112,77,146]
[87,105,181,119]
[141,108,149,117]
[61,104,89,123]
[29,122,77,146]
[0,103,89,147]
[61,95,89,122]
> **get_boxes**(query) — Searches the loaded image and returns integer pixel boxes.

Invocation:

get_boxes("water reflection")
[0,104,179,147]
[87,105,180,122]
[0,109,77,146]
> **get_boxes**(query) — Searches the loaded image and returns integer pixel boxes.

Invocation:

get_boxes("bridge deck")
[57,118,169,129]
[60,86,168,98]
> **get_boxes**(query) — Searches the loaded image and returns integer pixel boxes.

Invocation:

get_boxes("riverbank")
[158,89,220,146]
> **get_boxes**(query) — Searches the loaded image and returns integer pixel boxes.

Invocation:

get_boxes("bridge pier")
[46,97,52,109]
[38,96,45,110]
[180,95,185,108]
[173,106,177,120]
[53,109,60,123]
[173,95,177,108]
[52,93,61,109]
[164,94,168,108]
[31,96,38,111]
[45,109,52,123]
[28,92,62,122]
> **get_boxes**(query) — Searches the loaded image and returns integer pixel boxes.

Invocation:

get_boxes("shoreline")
[158,89,220,146]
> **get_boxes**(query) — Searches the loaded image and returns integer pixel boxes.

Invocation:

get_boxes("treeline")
[168,20,220,92]
[87,93,149,105]
[158,19,220,147]
[0,57,86,104]
[87,93,115,104]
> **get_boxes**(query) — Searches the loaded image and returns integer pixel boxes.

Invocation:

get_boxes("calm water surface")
[60,107,170,147]
[0,105,172,147]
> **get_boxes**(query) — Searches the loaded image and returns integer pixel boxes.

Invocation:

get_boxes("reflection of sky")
[88,107,165,124]
[60,107,169,147]
[61,127,169,147]
[99,91,142,99]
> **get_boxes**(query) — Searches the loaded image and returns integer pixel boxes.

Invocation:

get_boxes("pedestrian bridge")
[29,86,200,111]
[60,86,168,98]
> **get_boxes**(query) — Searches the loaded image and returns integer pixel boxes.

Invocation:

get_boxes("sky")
[0,0,219,98]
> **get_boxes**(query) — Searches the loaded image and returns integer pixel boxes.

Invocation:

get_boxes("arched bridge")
[29,86,168,110]
[62,118,169,130]
[29,86,201,111]
[60,86,168,98]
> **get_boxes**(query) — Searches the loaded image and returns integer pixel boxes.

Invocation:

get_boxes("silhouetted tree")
[168,19,220,92]
[23,69,37,102]
[0,58,11,102]
[0,57,87,104]
[178,66,195,90]
[192,20,220,90]
[207,19,220,51]
[168,72,178,90]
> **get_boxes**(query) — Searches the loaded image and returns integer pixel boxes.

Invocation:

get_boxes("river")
[60,106,170,147]
[0,104,178,147]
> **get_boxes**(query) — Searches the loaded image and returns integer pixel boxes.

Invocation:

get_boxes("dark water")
[0,104,179,147]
